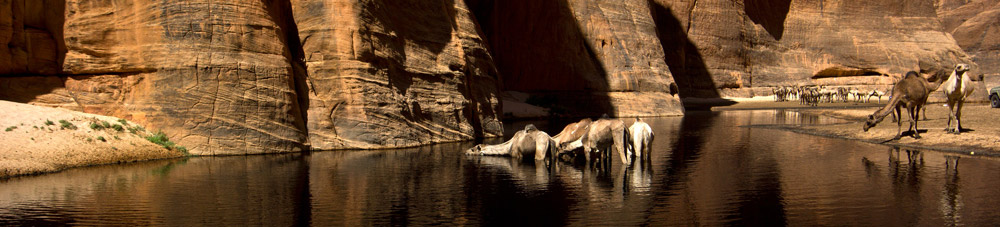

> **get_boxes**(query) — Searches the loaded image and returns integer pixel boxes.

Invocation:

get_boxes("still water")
[2,110,1000,226]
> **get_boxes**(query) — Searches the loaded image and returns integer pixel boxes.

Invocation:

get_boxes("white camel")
[465,124,557,164]
[626,118,653,164]
[940,64,973,134]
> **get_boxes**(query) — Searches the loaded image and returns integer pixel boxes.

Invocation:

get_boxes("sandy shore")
[0,101,186,178]
[731,99,1000,156]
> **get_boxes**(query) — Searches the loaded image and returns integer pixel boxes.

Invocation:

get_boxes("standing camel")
[863,71,933,139]
[940,64,973,134]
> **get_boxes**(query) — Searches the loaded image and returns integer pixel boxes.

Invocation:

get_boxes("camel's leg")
[642,138,652,162]
[955,101,964,134]
[946,100,957,133]
[910,106,921,139]
[616,129,629,165]
[894,106,903,139]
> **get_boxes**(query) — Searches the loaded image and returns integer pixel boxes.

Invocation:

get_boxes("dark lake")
[2,110,1000,226]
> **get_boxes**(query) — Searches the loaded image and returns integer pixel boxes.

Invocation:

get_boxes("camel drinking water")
[863,71,933,139]
[466,124,558,166]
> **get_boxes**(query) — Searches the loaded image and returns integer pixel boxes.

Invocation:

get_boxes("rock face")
[466,0,684,117]
[0,0,65,75]
[652,0,978,98]
[291,0,504,149]
[936,0,1000,86]
[0,0,990,154]
[1,0,507,153]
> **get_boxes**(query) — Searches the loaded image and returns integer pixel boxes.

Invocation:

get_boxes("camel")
[551,118,593,150]
[465,124,557,165]
[560,117,628,166]
[863,71,933,139]
[626,118,654,163]
[867,90,886,103]
[940,64,973,134]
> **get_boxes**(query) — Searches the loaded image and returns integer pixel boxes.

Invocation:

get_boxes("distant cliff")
[0,0,991,154]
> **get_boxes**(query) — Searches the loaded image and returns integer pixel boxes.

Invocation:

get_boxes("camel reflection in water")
[863,146,964,226]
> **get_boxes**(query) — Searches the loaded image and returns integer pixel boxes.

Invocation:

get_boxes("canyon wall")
[937,0,1000,88]
[653,0,980,98]
[1,0,991,154]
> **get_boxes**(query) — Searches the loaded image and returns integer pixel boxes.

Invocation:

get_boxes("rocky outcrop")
[936,0,1000,87]
[652,0,978,98]
[290,0,504,149]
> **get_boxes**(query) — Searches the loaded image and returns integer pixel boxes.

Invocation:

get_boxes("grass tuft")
[90,122,105,130]
[44,120,54,126]
[59,120,77,130]
[5,126,16,132]
[145,131,189,155]
[111,124,124,132]
[96,136,106,142]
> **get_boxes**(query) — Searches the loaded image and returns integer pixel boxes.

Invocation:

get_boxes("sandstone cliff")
[936,0,1000,87]
[0,0,989,155]
[653,0,978,98]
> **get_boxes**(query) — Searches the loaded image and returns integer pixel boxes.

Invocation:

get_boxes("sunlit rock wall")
[653,0,979,98]
[291,0,504,149]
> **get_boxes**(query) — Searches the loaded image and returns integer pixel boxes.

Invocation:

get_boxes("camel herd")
[772,85,888,106]
[466,64,976,166]
[466,117,653,169]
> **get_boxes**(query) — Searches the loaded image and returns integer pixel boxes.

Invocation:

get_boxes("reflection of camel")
[561,118,628,166]
[940,64,973,134]
[465,124,557,165]
[626,119,653,164]
[863,71,932,139]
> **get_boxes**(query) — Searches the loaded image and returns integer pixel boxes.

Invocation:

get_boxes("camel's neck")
[949,71,966,90]
[872,94,904,122]
[478,140,513,156]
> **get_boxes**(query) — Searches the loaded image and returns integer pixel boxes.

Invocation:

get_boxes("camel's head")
[955,64,970,74]
[465,144,484,155]
[863,114,882,132]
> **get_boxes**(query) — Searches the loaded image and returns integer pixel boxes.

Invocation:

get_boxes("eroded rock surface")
[0,0,991,155]
[653,0,978,98]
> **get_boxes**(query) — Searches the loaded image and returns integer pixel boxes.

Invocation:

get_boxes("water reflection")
[3,110,1000,225]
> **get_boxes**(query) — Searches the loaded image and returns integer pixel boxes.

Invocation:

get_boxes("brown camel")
[559,117,628,167]
[551,118,593,151]
[863,71,934,139]
[940,64,973,134]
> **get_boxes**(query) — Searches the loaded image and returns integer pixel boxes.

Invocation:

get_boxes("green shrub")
[128,125,145,134]
[96,136,106,142]
[44,120,54,126]
[145,131,189,155]
[5,126,16,132]
[90,122,105,130]
[111,124,124,132]
[101,121,111,129]
[117,119,128,126]
[86,137,93,142]
[59,120,77,130]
